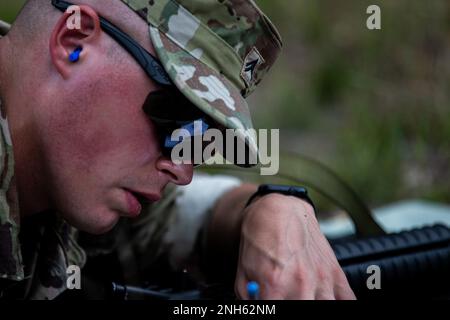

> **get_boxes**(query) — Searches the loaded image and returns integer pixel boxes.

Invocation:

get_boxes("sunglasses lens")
[143,90,217,166]
[143,89,205,122]
[162,120,213,166]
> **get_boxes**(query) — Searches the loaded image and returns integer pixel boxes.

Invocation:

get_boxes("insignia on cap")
[241,47,265,87]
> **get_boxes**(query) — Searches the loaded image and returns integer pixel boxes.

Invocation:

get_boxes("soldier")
[0,0,355,299]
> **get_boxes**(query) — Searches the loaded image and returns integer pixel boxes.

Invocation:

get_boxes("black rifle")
[110,224,450,300]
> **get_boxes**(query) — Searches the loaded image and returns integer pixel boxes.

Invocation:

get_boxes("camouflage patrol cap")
[120,0,282,160]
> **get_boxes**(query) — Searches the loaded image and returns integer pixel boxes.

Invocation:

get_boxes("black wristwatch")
[245,184,315,211]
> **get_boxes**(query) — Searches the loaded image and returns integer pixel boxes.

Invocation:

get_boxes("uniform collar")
[0,97,24,281]
[0,19,23,279]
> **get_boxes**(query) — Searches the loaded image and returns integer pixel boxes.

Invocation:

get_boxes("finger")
[335,287,357,300]
[292,287,315,300]
[334,280,357,300]
[234,272,248,300]
[296,290,315,300]
[314,286,336,300]
[285,281,315,300]
[261,288,284,300]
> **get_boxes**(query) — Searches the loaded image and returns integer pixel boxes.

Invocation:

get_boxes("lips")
[130,190,162,203]
[123,188,162,217]
[124,190,142,217]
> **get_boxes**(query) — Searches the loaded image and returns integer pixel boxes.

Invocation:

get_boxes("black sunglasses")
[51,0,173,87]
[144,89,218,167]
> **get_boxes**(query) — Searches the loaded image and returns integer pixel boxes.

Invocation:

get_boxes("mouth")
[124,188,162,206]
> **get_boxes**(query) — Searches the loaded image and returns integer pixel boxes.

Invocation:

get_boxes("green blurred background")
[1,1,449,211]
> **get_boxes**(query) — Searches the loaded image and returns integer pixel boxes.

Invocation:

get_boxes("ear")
[49,5,102,79]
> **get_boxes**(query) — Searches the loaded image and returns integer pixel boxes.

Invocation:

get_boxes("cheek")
[67,108,161,172]
[41,60,163,187]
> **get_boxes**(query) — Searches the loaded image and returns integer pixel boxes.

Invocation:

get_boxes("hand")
[234,193,356,300]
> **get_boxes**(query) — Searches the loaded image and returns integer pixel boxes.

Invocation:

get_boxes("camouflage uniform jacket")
[0,20,241,300]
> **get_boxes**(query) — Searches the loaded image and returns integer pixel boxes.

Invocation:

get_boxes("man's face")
[35,18,193,235]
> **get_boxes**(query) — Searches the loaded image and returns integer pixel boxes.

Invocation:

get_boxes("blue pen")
[247,281,260,300]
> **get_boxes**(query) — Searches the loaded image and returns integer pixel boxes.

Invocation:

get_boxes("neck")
[0,38,51,218]
[9,91,52,217]
[13,127,51,217]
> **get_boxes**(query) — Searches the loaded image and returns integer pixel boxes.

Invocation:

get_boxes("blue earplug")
[69,46,83,63]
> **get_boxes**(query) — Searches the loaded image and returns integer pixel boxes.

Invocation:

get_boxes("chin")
[68,209,120,235]
[86,221,117,235]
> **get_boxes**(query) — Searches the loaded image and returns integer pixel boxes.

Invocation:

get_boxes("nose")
[156,157,193,186]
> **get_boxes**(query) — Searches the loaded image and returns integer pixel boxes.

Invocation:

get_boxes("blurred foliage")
[1,1,449,211]
[0,1,24,23]
[250,0,450,210]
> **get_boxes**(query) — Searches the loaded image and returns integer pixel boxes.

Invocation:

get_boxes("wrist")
[245,193,315,218]
[245,184,316,213]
